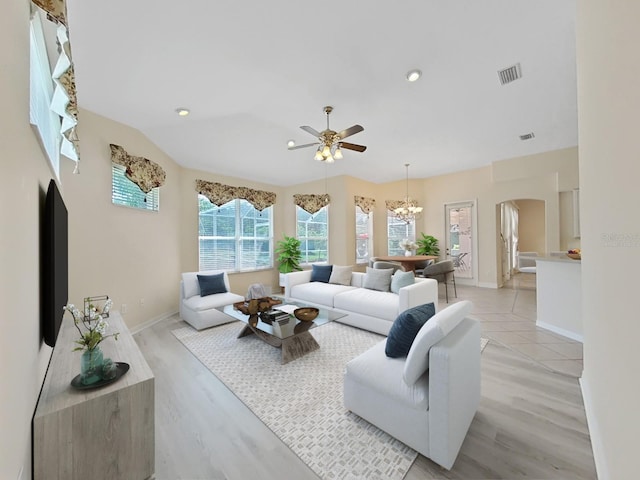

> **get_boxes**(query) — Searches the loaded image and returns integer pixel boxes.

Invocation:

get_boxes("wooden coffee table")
[220,302,346,364]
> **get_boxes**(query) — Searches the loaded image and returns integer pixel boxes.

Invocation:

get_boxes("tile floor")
[444,272,584,377]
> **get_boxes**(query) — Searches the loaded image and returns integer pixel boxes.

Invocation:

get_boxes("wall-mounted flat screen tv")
[43,179,68,347]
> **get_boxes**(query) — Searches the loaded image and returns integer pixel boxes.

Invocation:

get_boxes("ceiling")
[66,0,577,187]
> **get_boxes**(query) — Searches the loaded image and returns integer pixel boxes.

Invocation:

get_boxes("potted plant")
[415,233,440,257]
[276,235,302,286]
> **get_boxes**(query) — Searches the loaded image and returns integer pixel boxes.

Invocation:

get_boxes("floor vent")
[498,63,522,85]
[519,132,535,141]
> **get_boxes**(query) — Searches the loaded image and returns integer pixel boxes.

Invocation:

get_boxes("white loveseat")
[344,301,481,470]
[283,269,439,335]
[180,270,245,330]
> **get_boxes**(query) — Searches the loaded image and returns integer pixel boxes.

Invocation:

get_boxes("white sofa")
[283,269,439,335]
[179,270,245,330]
[344,301,481,470]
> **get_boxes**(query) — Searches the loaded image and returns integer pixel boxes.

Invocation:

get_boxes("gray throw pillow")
[390,270,415,294]
[363,266,394,292]
[329,265,353,286]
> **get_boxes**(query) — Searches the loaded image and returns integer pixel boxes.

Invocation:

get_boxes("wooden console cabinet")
[34,311,155,480]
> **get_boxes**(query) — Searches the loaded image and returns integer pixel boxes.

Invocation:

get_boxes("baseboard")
[536,321,584,343]
[477,281,499,289]
[129,309,178,334]
[580,374,609,480]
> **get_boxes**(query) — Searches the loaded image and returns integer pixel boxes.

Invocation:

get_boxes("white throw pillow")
[329,265,353,286]
[363,266,394,292]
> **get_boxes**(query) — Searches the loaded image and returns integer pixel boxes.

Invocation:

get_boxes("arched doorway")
[498,199,545,285]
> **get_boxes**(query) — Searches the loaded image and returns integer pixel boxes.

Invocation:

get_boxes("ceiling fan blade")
[288,142,319,150]
[300,125,321,137]
[338,124,364,139]
[340,142,367,153]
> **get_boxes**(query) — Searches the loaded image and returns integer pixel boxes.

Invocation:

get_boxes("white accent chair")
[179,270,244,330]
[344,301,480,470]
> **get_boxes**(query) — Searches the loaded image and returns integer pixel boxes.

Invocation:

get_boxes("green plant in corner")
[275,235,302,273]
[415,233,440,256]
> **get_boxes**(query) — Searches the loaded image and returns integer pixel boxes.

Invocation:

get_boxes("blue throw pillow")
[310,264,333,283]
[385,303,436,358]
[197,273,227,296]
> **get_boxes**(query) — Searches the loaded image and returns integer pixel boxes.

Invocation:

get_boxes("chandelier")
[394,163,423,224]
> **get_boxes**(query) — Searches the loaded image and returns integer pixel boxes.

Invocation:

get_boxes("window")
[30,12,61,178]
[355,206,373,264]
[297,206,328,264]
[387,212,415,255]
[199,195,273,272]
[112,164,160,211]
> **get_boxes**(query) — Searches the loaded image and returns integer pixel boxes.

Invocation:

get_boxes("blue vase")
[80,347,104,385]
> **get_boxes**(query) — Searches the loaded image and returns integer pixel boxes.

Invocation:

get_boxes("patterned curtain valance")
[385,200,406,212]
[51,24,79,164]
[110,144,166,193]
[32,0,67,26]
[195,179,276,212]
[354,196,376,214]
[32,0,80,168]
[294,194,331,215]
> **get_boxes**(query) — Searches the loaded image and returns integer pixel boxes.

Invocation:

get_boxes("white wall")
[1,2,61,478]
[515,199,546,255]
[419,148,578,287]
[577,1,640,478]
[62,109,183,330]
[559,190,581,251]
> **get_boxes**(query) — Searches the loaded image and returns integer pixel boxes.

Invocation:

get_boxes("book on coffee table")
[273,304,297,314]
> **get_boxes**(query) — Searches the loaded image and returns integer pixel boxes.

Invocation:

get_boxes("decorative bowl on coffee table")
[294,307,319,322]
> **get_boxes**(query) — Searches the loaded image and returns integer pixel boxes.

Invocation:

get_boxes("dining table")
[375,255,439,273]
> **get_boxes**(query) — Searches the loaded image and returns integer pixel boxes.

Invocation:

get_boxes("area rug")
[172,321,489,480]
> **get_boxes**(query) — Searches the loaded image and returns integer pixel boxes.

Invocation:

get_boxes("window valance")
[110,144,166,193]
[385,200,405,212]
[354,196,376,214]
[294,194,331,215]
[32,0,67,25]
[195,179,276,212]
[32,0,80,167]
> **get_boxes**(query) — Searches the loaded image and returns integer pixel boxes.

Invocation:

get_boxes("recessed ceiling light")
[406,69,422,82]
[287,139,296,148]
[175,108,190,116]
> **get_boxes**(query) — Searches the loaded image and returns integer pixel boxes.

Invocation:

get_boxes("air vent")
[498,63,522,85]
[519,132,535,141]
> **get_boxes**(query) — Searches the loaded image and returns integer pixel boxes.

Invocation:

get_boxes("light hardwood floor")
[134,276,596,479]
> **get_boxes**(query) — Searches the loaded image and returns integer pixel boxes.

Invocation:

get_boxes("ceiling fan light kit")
[289,106,367,163]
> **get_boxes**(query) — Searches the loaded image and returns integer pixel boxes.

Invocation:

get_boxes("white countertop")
[536,256,581,264]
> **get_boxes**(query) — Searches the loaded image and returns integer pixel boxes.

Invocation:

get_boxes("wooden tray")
[566,253,581,260]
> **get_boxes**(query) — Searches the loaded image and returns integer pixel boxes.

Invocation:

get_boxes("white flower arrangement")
[399,238,417,252]
[64,299,118,352]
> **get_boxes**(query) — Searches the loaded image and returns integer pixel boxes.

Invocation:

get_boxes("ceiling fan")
[288,106,367,163]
